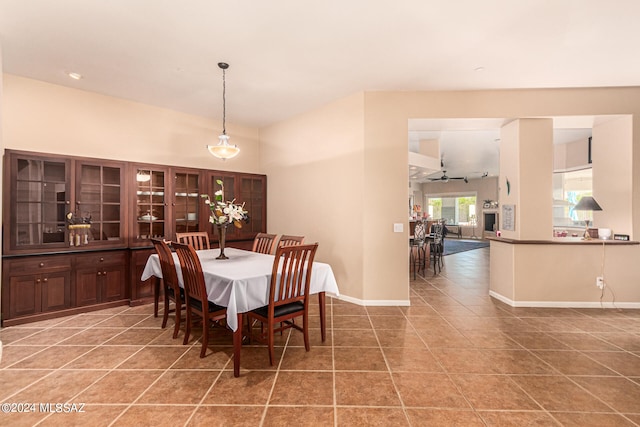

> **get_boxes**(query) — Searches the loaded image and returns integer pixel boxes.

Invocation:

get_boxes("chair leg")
[267,319,275,366]
[153,278,161,317]
[303,313,310,352]
[183,308,192,345]
[200,319,209,358]
[161,289,170,329]
[172,304,181,339]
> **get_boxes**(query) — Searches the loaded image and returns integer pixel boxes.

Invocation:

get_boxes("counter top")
[487,236,638,245]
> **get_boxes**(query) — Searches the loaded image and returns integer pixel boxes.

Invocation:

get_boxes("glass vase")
[216,224,229,260]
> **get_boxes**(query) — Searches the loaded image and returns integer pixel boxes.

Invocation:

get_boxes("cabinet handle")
[43,277,48,283]
[99,257,104,262]
[39,262,45,267]
[66,200,70,205]
[103,271,107,275]
[97,271,102,276]
[35,278,41,283]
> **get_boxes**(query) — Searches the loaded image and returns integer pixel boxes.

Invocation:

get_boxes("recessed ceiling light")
[474,66,485,72]
[67,72,83,80]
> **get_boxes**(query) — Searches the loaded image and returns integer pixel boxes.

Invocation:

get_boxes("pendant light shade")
[207,62,240,161]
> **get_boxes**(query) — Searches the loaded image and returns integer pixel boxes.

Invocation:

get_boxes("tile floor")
[1,247,640,426]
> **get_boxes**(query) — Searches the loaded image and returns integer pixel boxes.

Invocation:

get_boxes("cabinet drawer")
[74,251,127,268]
[5,257,72,274]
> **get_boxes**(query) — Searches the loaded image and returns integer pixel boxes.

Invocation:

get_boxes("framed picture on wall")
[502,204,515,231]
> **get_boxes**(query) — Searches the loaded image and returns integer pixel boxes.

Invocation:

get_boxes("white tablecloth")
[141,247,340,331]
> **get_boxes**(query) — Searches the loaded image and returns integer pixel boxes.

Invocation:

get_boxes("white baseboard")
[332,294,411,307]
[489,290,640,309]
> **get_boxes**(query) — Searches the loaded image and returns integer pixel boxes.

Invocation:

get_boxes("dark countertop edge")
[487,236,639,245]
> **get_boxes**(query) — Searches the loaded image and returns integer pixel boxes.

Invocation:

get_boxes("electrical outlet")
[596,276,605,289]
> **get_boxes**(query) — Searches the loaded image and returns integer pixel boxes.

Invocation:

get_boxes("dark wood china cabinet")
[2,149,267,326]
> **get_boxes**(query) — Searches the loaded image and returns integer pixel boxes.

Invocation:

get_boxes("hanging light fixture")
[207,62,240,161]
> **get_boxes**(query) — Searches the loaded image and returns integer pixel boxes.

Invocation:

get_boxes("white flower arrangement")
[201,179,248,228]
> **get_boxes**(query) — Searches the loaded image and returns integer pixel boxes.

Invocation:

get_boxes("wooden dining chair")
[252,233,277,254]
[172,241,228,357]
[277,234,305,248]
[175,231,210,250]
[151,238,185,339]
[246,242,319,365]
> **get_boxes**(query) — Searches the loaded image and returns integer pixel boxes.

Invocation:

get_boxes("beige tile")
[583,350,640,376]
[187,405,264,426]
[10,346,91,369]
[264,406,334,427]
[532,350,618,375]
[571,376,640,413]
[0,345,49,367]
[335,371,401,406]
[112,405,194,427]
[333,347,387,371]
[75,370,163,404]
[203,370,275,405]
[11,369,107,402]
[104,328,165,345]
[552,412,636,426]
[65,345,142,369]
[137,370,219,404]
[269,371,334,405]
[393,372,470,408]
[116,345,188,369]
[332,328,379,347]
[405,409,485,426]
[383,347,443,372]
[0,369,53,401]
[279,346,334,370]
[58,327,127,345]
[337,407,409,426]
[451,374,542,410]
[478,410,560,426]
[511,375,612,412]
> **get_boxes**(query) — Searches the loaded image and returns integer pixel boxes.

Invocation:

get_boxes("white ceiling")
[1,1,638,176]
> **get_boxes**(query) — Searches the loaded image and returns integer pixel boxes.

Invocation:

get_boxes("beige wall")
[3,74,640,306]
[363,88,639,305]
[259,93,367,302]
[2,74,261,172]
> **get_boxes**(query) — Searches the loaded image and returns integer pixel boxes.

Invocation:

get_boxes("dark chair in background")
[252,232,277,254]
[175,231,210,250]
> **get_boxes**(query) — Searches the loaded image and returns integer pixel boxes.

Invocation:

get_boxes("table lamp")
[573,196,602,240]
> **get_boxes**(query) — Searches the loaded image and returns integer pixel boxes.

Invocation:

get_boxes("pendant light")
[207,62,240,160]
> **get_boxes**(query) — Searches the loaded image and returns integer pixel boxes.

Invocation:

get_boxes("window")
[553,168,593,227]
[427,195,477,225]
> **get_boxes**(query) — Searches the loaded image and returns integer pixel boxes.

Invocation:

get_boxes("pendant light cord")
[222,66,226,135]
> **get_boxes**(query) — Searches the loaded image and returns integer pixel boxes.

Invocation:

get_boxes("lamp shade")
[573,196,602,211]
[207,135,240,160]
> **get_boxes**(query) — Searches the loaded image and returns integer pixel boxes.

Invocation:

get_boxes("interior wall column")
[499,118,553,240]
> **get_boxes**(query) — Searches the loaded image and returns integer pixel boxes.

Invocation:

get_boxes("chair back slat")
[270,243,318,309]
[277,234,305,248]
[173,241,208,305]
[176,232,210,250]
[151,238,179,292]
[252,233,277,254]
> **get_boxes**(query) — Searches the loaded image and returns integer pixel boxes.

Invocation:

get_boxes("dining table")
[141,246,340,377]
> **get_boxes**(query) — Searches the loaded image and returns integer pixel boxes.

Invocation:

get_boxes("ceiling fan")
[428,170,468,183]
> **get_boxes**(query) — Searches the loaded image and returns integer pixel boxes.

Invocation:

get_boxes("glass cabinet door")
[14,156,69,248]
[238,174,266,239]
[174,170,200,235]
[76,162,124,244]
[135,168,167,243]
